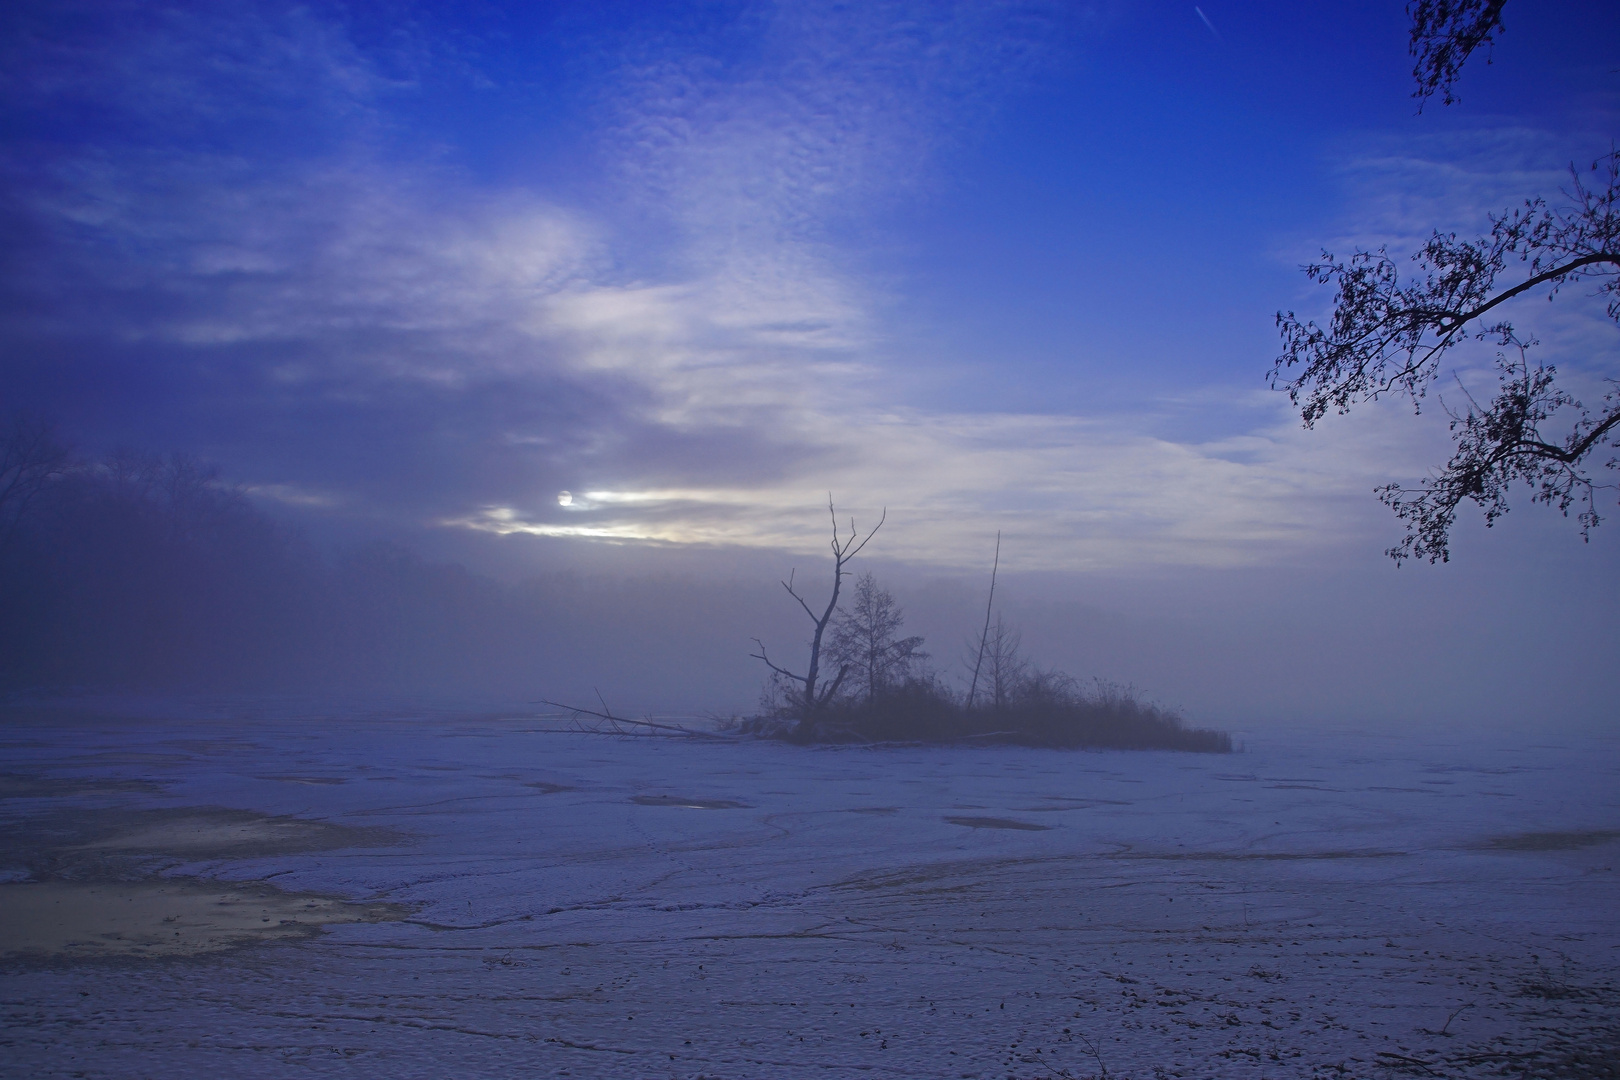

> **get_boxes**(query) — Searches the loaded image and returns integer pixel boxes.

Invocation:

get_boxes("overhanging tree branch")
[1274,151,1620,563]
[1434,252,1620,328]
[1410,0,1507,108]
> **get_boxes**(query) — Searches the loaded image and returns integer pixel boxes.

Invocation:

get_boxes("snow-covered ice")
[2,707,1617,1078]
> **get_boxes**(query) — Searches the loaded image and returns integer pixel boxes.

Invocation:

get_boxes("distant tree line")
[0,411,718,698]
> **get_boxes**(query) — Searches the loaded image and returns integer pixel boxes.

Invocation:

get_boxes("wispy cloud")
[1318,127,1581,254]
[2,0,1478,572]
[1281,125,1620,404]
[451,391,1451,570]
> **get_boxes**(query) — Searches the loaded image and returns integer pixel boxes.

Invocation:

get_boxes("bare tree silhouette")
[751,497,883,738]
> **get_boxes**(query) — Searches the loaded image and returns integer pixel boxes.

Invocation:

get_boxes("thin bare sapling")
[965,530,1000,708]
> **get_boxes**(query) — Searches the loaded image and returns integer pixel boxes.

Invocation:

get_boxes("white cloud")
[456,390,1452,571]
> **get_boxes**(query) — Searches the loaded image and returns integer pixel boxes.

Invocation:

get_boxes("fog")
[3,0,1614,735]
[2,436,1611,736]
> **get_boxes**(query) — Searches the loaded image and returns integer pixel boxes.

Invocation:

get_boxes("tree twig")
[1439,1001,1475,1036]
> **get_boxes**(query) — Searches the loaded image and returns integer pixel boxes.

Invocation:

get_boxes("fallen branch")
[1376,1050,1441,1076]
[532,699,735,740]
[516,727,680,739]
[1439,1000,1475,1036]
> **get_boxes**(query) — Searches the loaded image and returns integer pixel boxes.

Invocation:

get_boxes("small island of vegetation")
[745,502,1232,752]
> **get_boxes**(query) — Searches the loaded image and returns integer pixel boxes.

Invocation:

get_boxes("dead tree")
[751,497,883,738]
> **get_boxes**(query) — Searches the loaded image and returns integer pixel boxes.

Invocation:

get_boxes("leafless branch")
[781,571,820,624]
[749,638,806,683]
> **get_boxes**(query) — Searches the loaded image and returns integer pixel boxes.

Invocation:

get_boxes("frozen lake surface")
[2,705,1617,1078]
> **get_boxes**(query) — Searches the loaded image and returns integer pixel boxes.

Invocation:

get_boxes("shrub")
[752,673,1230,752]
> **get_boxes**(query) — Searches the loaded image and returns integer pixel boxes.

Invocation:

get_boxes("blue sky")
[3,1,1617,720]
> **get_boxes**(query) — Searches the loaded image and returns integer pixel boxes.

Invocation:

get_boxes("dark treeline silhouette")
[3,448,316,688]
[0,445,508,691]
[0,415,741,698]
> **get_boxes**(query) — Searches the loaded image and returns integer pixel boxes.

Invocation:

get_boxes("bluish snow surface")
[2,708,1617,1078]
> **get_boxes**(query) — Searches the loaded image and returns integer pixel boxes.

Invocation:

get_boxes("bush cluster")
[747,675,1230,751]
